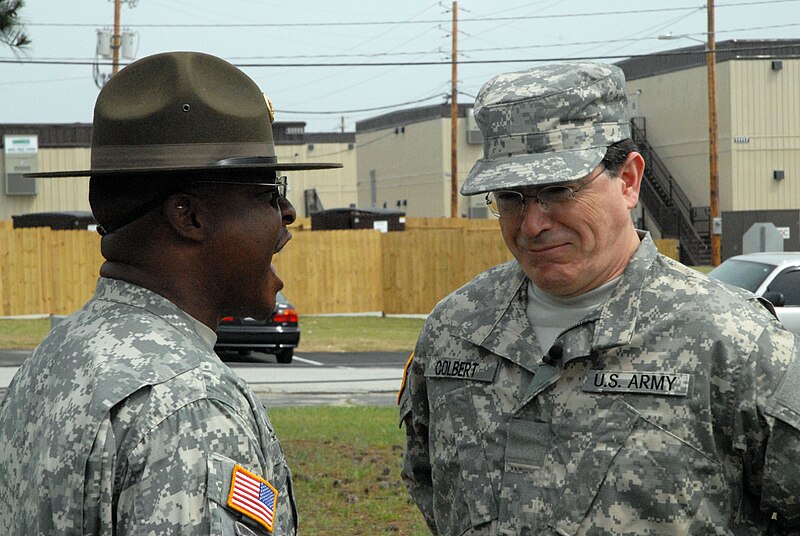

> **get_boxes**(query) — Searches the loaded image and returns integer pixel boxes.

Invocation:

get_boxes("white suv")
[708,252,800,335]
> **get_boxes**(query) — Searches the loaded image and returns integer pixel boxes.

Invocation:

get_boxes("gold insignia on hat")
[263,94,275,124]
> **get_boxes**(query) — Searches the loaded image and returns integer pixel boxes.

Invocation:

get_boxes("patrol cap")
[25,51,342,179]
[460,61,630,196]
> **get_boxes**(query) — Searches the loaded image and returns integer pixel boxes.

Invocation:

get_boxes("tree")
[0,0,30,49]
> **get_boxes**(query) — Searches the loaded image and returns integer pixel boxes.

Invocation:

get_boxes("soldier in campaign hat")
[399,61,800,534]
[0,51,341,535]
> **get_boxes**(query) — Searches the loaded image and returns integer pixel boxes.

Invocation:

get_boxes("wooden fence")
[0,223,104,316]
[0,219,678,316]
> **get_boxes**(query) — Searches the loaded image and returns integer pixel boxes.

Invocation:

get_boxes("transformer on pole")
[94,0,139,88]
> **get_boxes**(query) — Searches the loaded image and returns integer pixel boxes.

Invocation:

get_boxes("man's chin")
[268,263,284,293]
[524,264,577,295]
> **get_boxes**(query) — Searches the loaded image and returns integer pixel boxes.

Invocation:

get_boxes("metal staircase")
[630,117,711,266]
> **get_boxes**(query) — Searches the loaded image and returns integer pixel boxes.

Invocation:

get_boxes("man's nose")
[518,197,552,236]
[279,197,297,225]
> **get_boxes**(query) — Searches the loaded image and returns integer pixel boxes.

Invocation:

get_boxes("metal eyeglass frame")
[191,175,288,198]
[484,169,607,218]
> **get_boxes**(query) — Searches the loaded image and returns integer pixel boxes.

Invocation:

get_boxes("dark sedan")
[215,291,300,363]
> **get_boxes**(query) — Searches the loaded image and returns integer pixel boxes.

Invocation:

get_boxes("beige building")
[0,125,92,221]
[355,103,486,218]
[617,39,800,261]
[0,122,356,222]
[270,123,357,216]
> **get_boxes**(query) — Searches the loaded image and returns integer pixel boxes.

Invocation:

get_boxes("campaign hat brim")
[25,159,342,179]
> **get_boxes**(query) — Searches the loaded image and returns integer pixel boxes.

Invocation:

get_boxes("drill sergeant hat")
[25,51,342,233]
[26,51,341,178]
[461,61,630,195]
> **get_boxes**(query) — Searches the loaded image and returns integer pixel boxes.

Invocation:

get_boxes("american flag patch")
[227,464,278,533]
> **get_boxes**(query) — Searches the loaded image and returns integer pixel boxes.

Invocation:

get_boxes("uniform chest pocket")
[500,399,721,535]
[429,385,499,535]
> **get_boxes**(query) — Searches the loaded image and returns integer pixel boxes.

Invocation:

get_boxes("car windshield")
[708,259,776,292]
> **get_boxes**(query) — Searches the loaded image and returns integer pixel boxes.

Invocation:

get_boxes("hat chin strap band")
[90,141,276,170]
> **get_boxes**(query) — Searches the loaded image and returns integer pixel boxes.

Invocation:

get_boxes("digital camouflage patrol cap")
[461,61,631,195]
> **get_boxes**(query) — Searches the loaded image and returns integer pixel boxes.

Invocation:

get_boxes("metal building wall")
[0,130,356,222]
[626,56,800,217]
[355,114,484,218]
[356,118,447,217]
[0,147,91,220]
[625,64,725,212]
[274,142,358,215]
[729,60,800,211]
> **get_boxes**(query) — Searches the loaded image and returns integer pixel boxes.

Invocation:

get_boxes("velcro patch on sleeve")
[227,464,278,533]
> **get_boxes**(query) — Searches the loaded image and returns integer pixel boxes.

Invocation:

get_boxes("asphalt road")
[0,349,410,407]
[217,350,410,368]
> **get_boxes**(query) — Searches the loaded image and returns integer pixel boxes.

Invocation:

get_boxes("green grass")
[0,319,52,350]
[0,315,425,351]
[269,406,430,535]
[298,316,425,353]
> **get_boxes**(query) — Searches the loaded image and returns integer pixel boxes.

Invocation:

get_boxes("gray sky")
[2,0,799,132]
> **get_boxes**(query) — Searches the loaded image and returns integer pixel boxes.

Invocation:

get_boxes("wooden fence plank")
[272,230,384,314]
[0,225,684,316]
[0,228,9,315]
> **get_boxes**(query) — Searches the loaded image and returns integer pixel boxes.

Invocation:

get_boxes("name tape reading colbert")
[583,370,691,396]
[425,359,498,382]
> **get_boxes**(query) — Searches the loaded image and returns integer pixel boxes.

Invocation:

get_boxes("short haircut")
[89,173,193,235]
[600,138,639,176]
[89,169,281,234]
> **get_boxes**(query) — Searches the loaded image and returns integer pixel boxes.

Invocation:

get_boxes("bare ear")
[618,151,645,209]
[162,193,206,242]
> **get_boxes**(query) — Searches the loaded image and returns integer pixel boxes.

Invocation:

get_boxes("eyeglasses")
[485,169,606,218]
[191,175,288,198]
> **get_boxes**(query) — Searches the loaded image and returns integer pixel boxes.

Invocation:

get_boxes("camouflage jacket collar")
[93,277,215,350]
[454,262,540,373]
[593,231,656,351]
[455,232,658,368]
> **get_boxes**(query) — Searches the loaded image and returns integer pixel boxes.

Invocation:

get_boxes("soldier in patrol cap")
[398,61,800,534]
[0,51,341,535]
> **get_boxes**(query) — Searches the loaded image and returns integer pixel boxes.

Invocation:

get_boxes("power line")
[278,93,447,115]
[24,1,800,28]
[4,43,800,69]
[9,21,800,64]
[0,75,89,86]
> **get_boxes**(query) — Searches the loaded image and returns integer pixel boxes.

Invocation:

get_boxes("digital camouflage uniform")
[0,277,296,535]
[399,234,800,535]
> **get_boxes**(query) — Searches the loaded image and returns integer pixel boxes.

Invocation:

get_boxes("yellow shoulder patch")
[397,351,414,405]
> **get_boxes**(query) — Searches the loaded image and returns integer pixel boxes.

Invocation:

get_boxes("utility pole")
[707,0,720,265]
[112,0,122,75]
[94,0,138,88]
[450,1,459,218]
